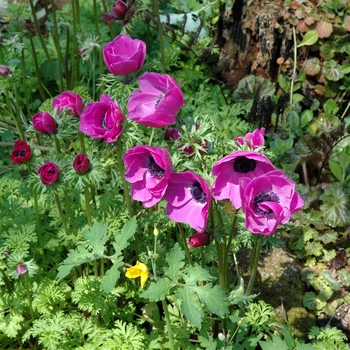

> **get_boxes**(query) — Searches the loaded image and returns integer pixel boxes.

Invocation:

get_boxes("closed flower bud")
[188,233,210,248]
[153,224,159,237]
[73,154,91,174]
[10,140,32,164]
[38,161,60,185]
[111,0,128,19]
[16,263,27,276]
[0,64,11,77]
[32,112,57,134]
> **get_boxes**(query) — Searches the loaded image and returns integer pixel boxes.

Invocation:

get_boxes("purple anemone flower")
[127,72,185,128]
[240,170,304,235]
[79,94,125,143]
[163,171,211,232]
[212,151,275,209]
[234,128,265,150]
[124,146,172,208]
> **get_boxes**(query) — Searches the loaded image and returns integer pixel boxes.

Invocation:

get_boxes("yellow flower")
[125,261,149,288]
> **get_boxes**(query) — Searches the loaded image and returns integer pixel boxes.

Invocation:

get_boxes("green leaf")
[100,261,124,293]
[140,278,173,302]
[334,34,350,53]
[191,284,229,318]
[316,230,338,244]
[182,264,215,285]
[302,291,325,311]
[323,60,344,81]
[320,42,335,60]
[163,243,185,280]
[113,216,137,257]
[56,264,73,280]
[323,98,339,115]
[329,160,342,182]
[259,335,289,350]
[198,334,217,350]
[320,183,350,227]
[301,110,313,127]
[287,110,300,131]
[175,287,204,328]
[292,93,305,104]
[232,75,275,107]
[84,222,108,255]
[297,30,318,47]
[338,268,350,287]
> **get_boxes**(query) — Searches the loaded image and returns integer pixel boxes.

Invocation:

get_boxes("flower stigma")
[233,156,257,173]
[190,182,207,203]
[254,190,280,216]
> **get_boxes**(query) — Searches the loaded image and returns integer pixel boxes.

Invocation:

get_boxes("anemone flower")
[212,151,275,209]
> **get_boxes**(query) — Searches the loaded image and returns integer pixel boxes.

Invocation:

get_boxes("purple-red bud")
[16,263,27,276]
[73,154,91,174]
[188,233,210,248]
[0,65,11,77]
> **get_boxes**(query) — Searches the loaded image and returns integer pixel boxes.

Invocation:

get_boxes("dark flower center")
[254,190,279,216]
[18,149,27,157]
[154,93,165,109]
[190,182,207,203]
[233,156,257,173]
[147,156,164,177]
[101,116,111,129]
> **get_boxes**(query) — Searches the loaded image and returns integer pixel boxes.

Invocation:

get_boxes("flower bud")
[16,263,27,276]
[52,91,84,117]
[111,0,128,19]
[0,64,11,77]
[73,154,91,174]
[32,112,57,134]
[38,161,60,185]
[188,233,210,248]
[153,224,159,237]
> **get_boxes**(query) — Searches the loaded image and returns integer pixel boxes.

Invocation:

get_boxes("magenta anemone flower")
[79,94,125,143]
[10,140,32,164]
[240,170,304,235]
[127,72,185,128]
[103,34,146,76]
[212,151,275,209]
[73,154,91,174]
[124,146,172,208]
[234,128,265,150]
[163,171,211,232]
[52,91,84,117]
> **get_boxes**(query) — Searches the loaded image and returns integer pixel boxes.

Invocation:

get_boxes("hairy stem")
[245,236,262,296]
[154,0,166,74]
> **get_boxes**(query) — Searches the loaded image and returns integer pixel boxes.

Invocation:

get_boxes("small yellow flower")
[125,261,149,288]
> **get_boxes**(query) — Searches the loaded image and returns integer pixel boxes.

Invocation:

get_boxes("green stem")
[49,0,65,91]
[54,136,61,153]
[33,188,47,271]
[162,299,174,350]
[148,129,155,146]
[177,223,193,266]
[115,145,133,217]
[0,269,12,293]
[5,87,24,140]
[154,0,166,74]
[101,0,116,38]
[29,0,62,91]
[63,189,78,235]
[79,132,86,153]
[84,186,93,226]
[223,213,238,290]
[53,190,69,235]
[290,27,297,106]
[24,273,34,319]
[12,78,25,140]
[29,37,46,101]
[20,49,31,117]
[245,236,262,296]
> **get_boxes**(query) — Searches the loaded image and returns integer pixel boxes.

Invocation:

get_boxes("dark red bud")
[188,233,210,247]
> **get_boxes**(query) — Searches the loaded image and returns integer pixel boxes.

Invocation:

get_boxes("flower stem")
[162,299,174,350]
[84,186,93,226]
[53,190,69,235]
[177,223,193,266]
[245,236,262,296]
[33,188,47,271]
[63,189,78,235]
[154,0,166,74]
[24,273,34,320]
[223,213,238,290]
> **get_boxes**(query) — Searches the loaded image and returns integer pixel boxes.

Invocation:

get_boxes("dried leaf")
[316,20,333,39]
[297,19,309,33]
[290,0,299,10]
[305,16,316,26]
[304,57,321,76]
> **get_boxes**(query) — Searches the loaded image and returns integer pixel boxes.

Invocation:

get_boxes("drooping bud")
[0,64,11,77]
[16,263,28,276]
[188,233,210,247]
